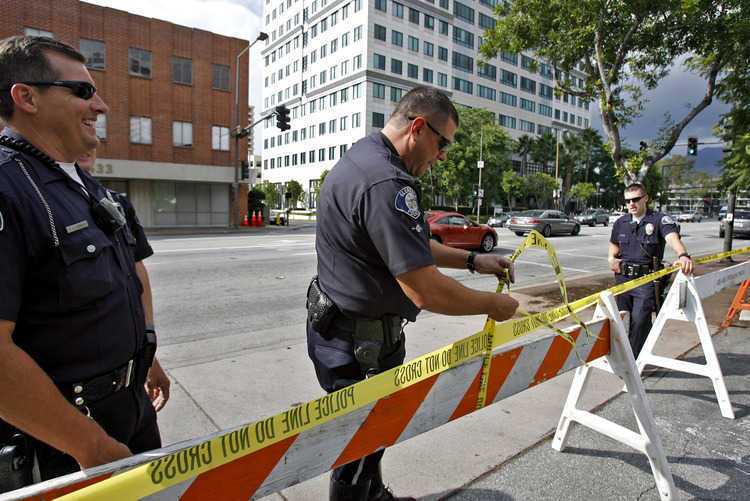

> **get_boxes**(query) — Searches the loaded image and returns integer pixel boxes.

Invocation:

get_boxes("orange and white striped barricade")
[721,278,750,328]
[552,291,676,501]
[635,260,750,419]
[5,291,673,501]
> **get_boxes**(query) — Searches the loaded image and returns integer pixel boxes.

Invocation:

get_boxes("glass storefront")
[152,181,229,227]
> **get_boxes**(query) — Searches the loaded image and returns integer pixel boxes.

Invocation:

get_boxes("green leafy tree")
[432,106,514,210]
[569,182,596,205]
[501,170,525,209]
[258,181,280,209]
[530,132,556,172]
[524,172,557,208]
[515,135,534,177]
[481,0,747,183]
[285,180,304,208]
[314,169,330,202]
[247,187,265,211]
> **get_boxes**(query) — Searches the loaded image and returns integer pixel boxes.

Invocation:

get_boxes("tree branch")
[610,14,642,82]
[594,27,624,170]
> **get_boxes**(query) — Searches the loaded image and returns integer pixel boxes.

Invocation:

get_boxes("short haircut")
[624,182,646,195]
[0,36,86,120]
[388,86,459,130]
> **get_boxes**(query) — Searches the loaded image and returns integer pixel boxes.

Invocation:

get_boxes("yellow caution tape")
[60,243,750,500]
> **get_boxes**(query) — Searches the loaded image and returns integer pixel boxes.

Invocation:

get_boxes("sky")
[83,0,732,156]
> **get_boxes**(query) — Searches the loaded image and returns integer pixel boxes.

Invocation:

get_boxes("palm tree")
[530,132,556,174]
[515,135,533,177]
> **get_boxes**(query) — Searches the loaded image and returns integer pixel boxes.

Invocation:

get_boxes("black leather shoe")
[330,476,371,501]
[368,483,416,501]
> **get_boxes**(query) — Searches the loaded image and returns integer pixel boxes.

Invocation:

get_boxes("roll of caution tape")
[60,243,750,500]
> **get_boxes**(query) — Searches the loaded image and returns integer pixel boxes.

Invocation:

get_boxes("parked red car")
[426,211,497,252]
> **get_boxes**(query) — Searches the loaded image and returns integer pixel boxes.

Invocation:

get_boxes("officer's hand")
[673,256,694,275]
[489,294,519,322]
[474,254,515,283]
[146,358,171,412]
[608,257,622,274]
[76,436,131,469]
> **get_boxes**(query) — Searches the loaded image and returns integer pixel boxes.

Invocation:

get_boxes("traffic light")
[275,105,291,131]
[687,137,698,156]
[240,160,249,180]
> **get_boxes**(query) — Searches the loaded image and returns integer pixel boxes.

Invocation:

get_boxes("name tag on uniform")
[65,220,89,234]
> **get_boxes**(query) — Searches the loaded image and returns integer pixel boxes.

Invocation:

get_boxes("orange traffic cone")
[241,213,249,226]
[251,210,258,226]
[722,279,750,328]
[258,210,264,226]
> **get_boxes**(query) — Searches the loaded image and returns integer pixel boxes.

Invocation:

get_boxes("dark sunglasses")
[625,195,644,204]
[5,80,97,100]
[408,116,452,151]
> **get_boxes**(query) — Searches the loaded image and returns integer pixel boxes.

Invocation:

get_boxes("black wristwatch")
[466,251,477,274]
[678,253,691,259]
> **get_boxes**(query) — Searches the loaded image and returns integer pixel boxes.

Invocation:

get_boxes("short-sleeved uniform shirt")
[115,191,153,262]
[609,209,679,265]
[316,132,433,321]
[0,130,146,384]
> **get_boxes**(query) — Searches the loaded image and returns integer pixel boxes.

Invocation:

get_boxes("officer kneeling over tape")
[0,36,166,493]
[608,182,694,358]
[306,87,519,501]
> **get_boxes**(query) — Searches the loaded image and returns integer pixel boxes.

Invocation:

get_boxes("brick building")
[2,0,251,227]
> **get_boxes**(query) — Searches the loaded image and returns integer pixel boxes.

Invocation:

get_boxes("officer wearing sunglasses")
[608,182,694,356]
[307,87,518,501]
[0,36,162,491]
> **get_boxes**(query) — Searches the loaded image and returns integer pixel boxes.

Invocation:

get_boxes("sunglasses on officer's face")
[4,81,97,100]
[625,195,645,204]
[408,116,452,151]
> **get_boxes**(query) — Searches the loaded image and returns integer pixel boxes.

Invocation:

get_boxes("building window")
[439,20,449,35]
[409,7,420,24]
[128,48,152,78]
[453,27,474,49]
[393,2,404,18]
[478,84,496,101]
[520,76,537,94]
[211,64,230,91]
[130,116,152,144]
[452,77,473,94]
[521,55,537,72]
[538,103,553,117]
[423,68,434,83]
[328,146,335,160]
[452,51,473,73]
[374,53,386,70]
[408,63,418,79]
[478,62,496,81]
[519,119,536,133]
[501,51,518,65]
[409,36,419,52]
[501,69,517,87]
[453,2,475,24]
[390,86,403,102]
[423,41,434,57]
[374,24,387,41]
[424,14,435,30]
[373,82,385,99]
[499,114,516,129]
[438,46,448,62]
[539,83,554,100]
[438,72,448,87]
[319,149,325,161]
[172,57,193,85]
[80,39,105,70]
[375,0,387,11]
[500,91,517,107]
[24,27,53,38]
[211,125,230,151]
[391,30,403,47]
[173,121,193,147]
[340,144,348,157]
[520,98,535,112]
[478,12,496,30]
[352,112,361,128]
[95,114,107,139]
[391,58,403,75]
[372,112,385,128]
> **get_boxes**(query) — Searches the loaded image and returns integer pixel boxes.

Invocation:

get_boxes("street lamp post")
[231,31,268,227]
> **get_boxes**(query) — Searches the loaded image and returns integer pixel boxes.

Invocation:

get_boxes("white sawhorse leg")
[553,291,676,501]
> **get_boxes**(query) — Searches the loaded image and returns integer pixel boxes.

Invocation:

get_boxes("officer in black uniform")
[608,182,694,356]
[0,36,161,492]
[307,87,519,501]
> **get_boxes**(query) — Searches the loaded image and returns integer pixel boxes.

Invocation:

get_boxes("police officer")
[608,182,694,356]
[307,87,519,501]
[78,148,171,411]
[0,36,161,491]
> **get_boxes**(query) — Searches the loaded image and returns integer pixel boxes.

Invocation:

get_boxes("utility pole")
[476,128,484,222]
[723,188,736,261]
[555,129,561,209]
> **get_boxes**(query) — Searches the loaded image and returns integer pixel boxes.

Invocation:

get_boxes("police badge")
[645,223,654,235]
[394,186,421,220]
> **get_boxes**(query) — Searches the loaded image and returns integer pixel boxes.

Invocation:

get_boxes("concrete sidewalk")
[154,261,748,500]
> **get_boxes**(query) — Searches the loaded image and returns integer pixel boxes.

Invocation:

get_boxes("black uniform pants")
[306,317,405,492]
[34,384,161,481]
[614,274,656,357]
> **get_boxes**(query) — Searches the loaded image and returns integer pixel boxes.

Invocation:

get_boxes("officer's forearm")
[135,261,154,328]
[397,265,504,315]
[0,321,115,463]
[608,243,620,262]
[665,233,687,256]
[429,239,471,269]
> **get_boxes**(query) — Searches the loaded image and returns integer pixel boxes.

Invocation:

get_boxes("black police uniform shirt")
[609,209,679,266]
[0,129,147,385]
[316,132,433,322]
[116,192,153,263]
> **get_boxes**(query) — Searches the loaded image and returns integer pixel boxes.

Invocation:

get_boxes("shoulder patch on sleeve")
[0,208,4,232]
[394,186,421,220]
[661,215,675,225]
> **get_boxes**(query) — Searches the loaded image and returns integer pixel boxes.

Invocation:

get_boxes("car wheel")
[603,220,608,227]
[514,231,525,236]
[571,224,580,236]
[480,234,495,253]
[542,225,552,237]
[589,222,595,227]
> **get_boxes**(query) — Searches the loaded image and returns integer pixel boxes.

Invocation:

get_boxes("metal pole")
[476,128,483,222]
[555,130,560,209]
[723,188,736,261]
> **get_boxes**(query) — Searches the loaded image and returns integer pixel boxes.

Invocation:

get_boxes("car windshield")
[518,210,545,217]
[735,211,750,219]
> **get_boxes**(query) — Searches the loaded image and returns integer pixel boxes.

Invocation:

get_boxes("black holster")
[352,316,403,377]
[306,276,340,338]
[0,426,34,493]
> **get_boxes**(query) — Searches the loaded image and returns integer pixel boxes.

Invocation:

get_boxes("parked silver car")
[677,211,702,223]
[507,209,581,237]
[575,209,609,227]
[719,211,750,238]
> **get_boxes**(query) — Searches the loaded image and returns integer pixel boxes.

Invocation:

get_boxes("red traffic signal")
[275,105,291,131]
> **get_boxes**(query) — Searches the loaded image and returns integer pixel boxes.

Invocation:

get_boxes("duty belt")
[620,262,653,278]
[59,359,136,416]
